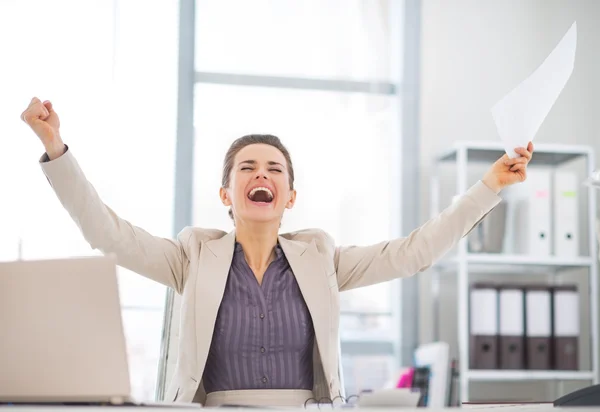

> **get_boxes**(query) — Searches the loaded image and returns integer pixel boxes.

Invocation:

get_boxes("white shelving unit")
[430,141,599,402]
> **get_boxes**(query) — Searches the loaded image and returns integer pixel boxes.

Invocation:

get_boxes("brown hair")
[222,134,295,221]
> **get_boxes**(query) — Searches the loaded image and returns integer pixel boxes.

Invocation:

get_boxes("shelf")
[467,370,594,382]
[435,141,593,166]
[432,141,599,401]
[436,253,594,273]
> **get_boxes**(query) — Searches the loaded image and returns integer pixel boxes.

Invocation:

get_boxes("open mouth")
[247,186,274,204]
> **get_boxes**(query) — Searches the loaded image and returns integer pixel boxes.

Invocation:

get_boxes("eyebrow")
[239,160,285,168]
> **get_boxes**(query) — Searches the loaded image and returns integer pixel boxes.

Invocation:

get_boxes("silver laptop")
[0,255,145,405]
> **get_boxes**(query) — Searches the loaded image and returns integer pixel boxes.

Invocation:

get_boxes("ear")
[285,189,297,209]
[219,187,232,206]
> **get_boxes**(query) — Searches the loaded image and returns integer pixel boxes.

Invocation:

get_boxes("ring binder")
[469,283,499,369]
[525,285,552,370]
[498,285,525,369]
[552,284,579,370]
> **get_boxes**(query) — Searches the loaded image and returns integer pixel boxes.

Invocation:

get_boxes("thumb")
[43,100,54,113]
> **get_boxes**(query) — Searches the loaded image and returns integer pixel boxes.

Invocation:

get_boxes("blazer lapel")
[278,236,333,381]
[194,230,236,377]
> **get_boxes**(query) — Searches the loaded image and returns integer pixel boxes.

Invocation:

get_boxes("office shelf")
[467,370,595,382]
[436,141,593,166]
[436,253,594,273]
[430,141,599,402]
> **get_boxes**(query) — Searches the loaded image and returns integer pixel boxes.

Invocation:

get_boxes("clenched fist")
[21,97,65,160]
[482,142,534,193]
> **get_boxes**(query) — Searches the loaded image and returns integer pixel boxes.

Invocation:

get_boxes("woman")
[21,97,533,407]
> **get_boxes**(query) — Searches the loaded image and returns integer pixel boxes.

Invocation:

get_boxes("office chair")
[338,339,346,399]
[554,384,600,406]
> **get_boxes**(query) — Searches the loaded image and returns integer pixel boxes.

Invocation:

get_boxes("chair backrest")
[337,339,346,398]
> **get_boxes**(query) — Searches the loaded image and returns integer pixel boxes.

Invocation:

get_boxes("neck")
[235,220,280,270]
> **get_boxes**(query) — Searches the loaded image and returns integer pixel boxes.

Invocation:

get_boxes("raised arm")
[21,97,190,293]
[334,143,534,291]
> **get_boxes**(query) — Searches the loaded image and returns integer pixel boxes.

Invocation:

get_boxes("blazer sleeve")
[333,180,501,291]
[39,146,190,294]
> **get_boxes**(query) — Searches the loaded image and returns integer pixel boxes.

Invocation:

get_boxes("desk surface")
[0,405,594,411]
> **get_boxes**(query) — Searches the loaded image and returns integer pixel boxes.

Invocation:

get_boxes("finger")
[40,105,50,119]
[29,97,41,108]
[33,99,49,118]
[22,102,49,125]
[30,101,50,120]
[514,147,529,157]
[510,163,526,172]
[22,97,40,121]
[527,141,534,153]
[514,147,532,161]
[22,108,35,124]
[43,100,54,113]
[504,157,528,167]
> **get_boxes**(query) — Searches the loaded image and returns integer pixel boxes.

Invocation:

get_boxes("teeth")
[248,186,273,199]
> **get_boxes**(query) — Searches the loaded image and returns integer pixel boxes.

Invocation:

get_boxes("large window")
[2,0,409,401]
[189,0,404,395]
[0,0,179,401]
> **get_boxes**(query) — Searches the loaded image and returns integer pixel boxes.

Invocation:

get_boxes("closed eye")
[241,167,253,171]
[270,169,282,173]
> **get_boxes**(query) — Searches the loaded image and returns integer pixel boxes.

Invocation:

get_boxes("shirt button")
[262,377,268,383]
[260,347,266,353]
[260,313,265,319]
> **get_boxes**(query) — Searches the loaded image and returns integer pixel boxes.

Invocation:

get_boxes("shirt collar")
[234,241,284,260]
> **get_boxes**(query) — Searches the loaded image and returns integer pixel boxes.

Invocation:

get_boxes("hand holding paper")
[491,22,577,158]
[482,142,534,193]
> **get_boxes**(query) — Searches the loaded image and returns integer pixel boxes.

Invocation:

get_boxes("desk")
[462,404,553,410]
[0,406,577,412]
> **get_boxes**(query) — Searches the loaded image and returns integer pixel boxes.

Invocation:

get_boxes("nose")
[254,170,268,180]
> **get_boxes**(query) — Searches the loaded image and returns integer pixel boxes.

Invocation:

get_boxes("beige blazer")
[39,149,501,404]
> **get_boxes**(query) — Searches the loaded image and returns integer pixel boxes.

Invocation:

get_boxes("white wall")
[419,0,600,401]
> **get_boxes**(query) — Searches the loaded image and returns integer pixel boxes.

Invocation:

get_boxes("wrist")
[44,136,66,161]
[482,175,502,194]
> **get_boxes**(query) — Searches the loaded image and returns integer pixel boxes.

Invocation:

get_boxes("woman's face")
[220,143,296,225]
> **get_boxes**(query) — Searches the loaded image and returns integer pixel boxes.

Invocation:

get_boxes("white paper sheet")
[491,22,577,158]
